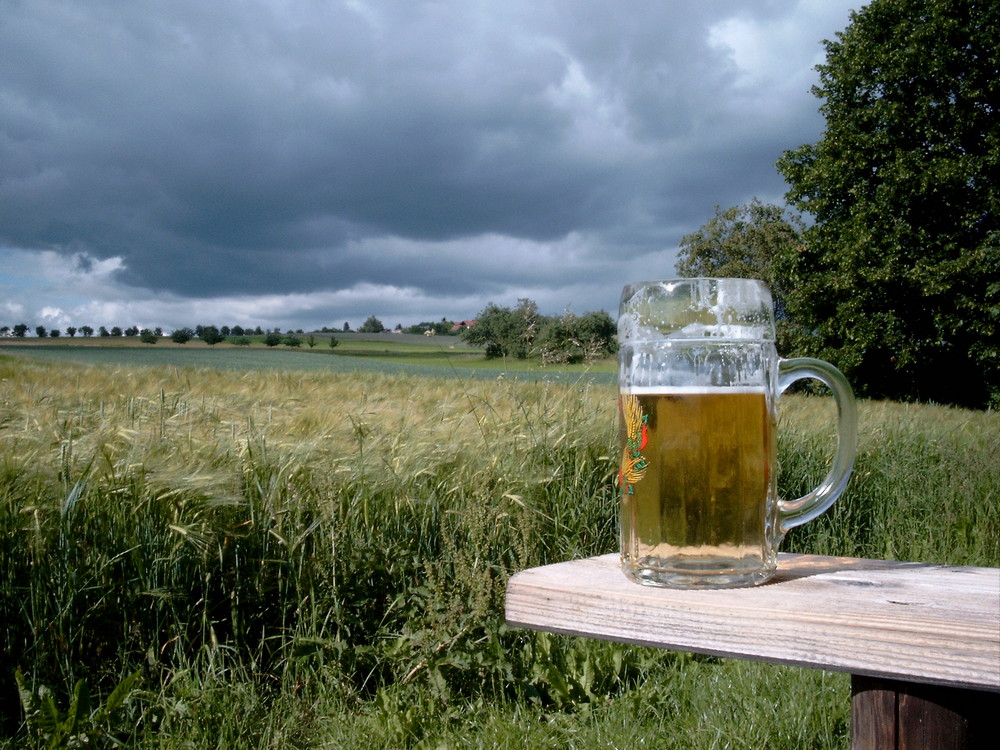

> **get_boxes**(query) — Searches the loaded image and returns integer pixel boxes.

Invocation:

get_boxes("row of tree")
[0,324,331,348]
[0,324,292,340]
[678,0,997,410]
[0,324,142,338]
[1,319,468,340]
[339,316,469,335]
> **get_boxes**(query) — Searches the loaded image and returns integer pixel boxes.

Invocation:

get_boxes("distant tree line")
[341,316,470,336]
[0,323,336,349]
[0,323,169,339]
[1,319,470,341]
[2,307,618,366]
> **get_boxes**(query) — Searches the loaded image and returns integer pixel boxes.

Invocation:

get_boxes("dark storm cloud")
[1,0,859,326]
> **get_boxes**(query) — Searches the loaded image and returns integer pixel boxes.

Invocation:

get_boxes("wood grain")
[505,553,1000,691]
[851,675,999,750]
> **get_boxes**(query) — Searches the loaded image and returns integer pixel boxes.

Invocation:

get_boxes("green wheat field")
[1,346,997,748]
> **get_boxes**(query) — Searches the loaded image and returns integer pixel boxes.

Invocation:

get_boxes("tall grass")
[0,355,995,748]
[779,395,999,564]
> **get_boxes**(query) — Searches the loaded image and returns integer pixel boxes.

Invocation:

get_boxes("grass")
[0,352,995,748]
[779,395,999,564]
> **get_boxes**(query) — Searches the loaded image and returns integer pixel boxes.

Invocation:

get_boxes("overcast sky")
[1,0,861,333]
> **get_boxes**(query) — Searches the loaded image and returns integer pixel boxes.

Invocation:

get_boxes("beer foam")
[621,385,767,395]
[618,278,776,342]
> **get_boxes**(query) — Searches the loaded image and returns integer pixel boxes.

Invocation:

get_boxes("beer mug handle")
[776,357,858,533]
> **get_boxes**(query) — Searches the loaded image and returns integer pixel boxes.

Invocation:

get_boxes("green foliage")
[263,332,282,347]
[170,328,193,344]
[198,326,225,346]
[535,310,618,365]
[463,299,616,363]
[283,335,302,348]
[139,329,158,345]
[462,299,539,359]
[358,316,386,333]
[15,670,139,749]
[776,0,1000,408]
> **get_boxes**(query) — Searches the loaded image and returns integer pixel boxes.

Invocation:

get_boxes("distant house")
[451,320,476,333]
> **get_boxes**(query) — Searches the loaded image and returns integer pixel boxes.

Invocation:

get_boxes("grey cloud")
[1,0,858,325]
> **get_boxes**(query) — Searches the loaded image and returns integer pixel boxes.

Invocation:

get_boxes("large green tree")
[199,325,225,346]
[358,315,386,333]
[170,328,193,344]
[535,309,618,365]
[463,299,616,363]
[776,0,999,409]
[462,299,539,359]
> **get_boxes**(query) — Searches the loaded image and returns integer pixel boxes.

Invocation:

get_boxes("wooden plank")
[505,553,1000,691]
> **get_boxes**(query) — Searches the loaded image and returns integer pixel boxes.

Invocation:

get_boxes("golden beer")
[617,278,857,588]
[619,386,777,587]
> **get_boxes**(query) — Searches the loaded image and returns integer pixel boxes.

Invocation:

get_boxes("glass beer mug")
[618,278,857,588]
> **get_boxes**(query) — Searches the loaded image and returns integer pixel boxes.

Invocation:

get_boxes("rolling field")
[0,349,995,748]
[0,337,616,383]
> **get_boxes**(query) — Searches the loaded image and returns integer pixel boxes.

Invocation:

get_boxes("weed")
[15,670,139,749]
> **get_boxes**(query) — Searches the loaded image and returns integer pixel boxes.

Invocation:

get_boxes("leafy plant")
[15,671,139,749]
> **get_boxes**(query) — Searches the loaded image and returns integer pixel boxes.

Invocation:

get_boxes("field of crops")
[0,341,615,383]
[0,349,996,748]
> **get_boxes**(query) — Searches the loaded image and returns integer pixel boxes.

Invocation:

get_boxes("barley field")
[0,353,996,748]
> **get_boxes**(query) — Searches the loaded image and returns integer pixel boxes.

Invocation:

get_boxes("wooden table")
[505,553,1000,750]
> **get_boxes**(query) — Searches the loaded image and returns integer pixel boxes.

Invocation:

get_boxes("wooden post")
[851,675,998,750]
